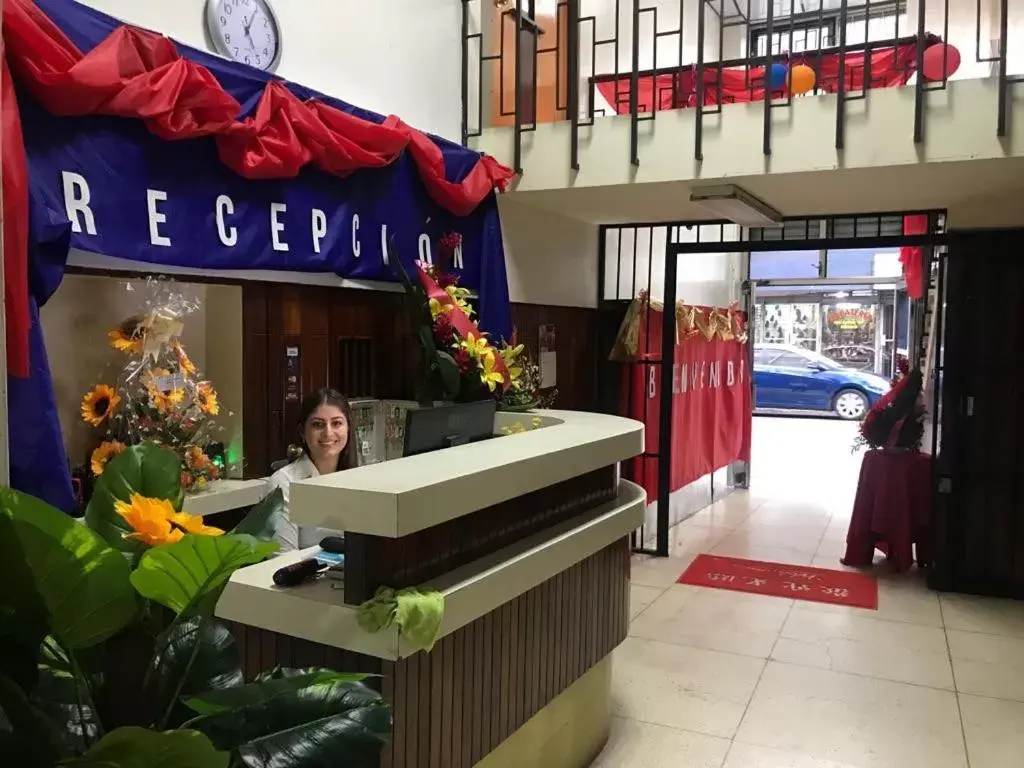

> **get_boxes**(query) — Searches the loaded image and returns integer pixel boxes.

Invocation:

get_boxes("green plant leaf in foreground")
[130,534,279,616]
[185,670,390,768]
[183,668,371,716]
[230,488,284,540]
[85,442,185,553]
[58,726,228,768]
[0,487,136,650]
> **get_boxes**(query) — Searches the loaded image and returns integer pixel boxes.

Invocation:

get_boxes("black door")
[932,228,1024,597]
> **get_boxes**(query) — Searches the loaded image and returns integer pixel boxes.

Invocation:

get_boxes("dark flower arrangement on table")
[852,367,925,452]
[394,232,535,410]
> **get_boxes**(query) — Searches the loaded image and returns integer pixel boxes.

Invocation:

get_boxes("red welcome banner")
[619,303,752,499]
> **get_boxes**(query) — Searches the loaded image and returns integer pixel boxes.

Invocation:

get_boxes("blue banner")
[22,0,511,339]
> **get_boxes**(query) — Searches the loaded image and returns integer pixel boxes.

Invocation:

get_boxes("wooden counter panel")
[343,465,618,604]
[233,537,630,767]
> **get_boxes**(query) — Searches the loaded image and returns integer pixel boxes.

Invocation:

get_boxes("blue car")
[753,344,890,420]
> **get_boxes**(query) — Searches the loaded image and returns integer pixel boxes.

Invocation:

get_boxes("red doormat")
[678,554,878,609]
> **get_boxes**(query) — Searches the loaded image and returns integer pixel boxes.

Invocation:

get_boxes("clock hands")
[243,12,257,51]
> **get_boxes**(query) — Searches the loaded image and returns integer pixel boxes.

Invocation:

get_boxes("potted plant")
[0,441,391,767]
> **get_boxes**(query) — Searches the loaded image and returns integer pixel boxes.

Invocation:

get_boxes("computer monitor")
[403,400,497,457]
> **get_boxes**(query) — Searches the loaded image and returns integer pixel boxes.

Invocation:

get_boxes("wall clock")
[204,0,282,72]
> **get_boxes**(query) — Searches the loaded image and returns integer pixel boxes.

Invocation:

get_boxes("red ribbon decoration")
[0,0,516,376]
[416,263,510,391]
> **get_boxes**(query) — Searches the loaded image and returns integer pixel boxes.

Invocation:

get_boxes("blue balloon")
[769,63,788,91]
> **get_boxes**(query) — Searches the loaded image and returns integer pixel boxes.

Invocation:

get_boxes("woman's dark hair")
[297,388,359,472]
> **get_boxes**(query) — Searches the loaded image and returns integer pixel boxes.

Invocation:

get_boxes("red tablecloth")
[842,449,932,572]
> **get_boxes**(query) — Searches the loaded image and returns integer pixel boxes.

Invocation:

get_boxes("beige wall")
[40,275,243,471]
[500,198,598,308]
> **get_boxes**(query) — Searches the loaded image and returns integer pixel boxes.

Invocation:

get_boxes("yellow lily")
[459,332,491,360]
[480,350,506,392]
[428,297,454,320]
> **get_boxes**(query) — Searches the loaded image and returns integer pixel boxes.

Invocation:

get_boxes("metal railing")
[461,0,1021,171]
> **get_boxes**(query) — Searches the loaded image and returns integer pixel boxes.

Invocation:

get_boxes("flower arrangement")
[853,367,925,452]
[395,232,534,408]
[81,283,226,492]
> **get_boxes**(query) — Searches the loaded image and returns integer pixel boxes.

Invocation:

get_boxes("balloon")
[921,43,961,81]
[789,63,816,95]
[769,62,788,91]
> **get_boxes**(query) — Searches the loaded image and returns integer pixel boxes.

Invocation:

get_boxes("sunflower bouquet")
[82,289,225,492]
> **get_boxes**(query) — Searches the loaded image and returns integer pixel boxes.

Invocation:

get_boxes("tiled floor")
[592,417,1024,768]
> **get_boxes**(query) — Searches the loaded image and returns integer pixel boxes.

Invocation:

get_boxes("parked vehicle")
[753,344,890,420]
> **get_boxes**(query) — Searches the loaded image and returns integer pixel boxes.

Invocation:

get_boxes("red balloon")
[921,43,961,81]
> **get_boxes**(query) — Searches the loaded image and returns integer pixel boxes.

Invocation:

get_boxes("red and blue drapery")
[1,0,515,508]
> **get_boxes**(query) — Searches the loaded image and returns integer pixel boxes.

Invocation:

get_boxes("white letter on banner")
[453,243,464,270]
[311,209,327,254]
[380,224,389,265]
[62,172,96,235]
[146,189,171,247]
[352,214,361,258]
[709,361,721,388]
[727,360,735,386]
[647,366,656,400]
[216,195,237,246]
[270,203,289,252]
[418,233,433,265]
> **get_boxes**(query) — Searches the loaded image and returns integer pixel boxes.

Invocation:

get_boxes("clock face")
[205,0,281,72]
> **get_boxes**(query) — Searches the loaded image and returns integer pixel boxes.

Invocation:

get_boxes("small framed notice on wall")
[538,324,557,389]
[284,346,301,403]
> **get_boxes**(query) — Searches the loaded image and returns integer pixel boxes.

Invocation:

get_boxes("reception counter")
[217,410,645,767]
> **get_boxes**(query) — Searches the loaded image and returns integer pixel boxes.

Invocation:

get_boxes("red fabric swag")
[900,214,929,300]
[0,0,515,376]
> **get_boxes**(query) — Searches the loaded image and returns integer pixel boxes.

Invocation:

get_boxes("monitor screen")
[403,401,497,458]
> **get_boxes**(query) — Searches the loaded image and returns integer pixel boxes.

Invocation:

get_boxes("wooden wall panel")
[510,302,598,411]
[234,537,630,768]
[242,286,598,476]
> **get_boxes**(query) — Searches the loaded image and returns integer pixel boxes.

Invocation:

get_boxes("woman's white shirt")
[267,455,335,551]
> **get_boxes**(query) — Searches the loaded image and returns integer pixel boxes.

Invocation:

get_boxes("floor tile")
[800,580,942,627]
[611,636,765,738]
[723,524,826,553]
[666,523,731,555]
[735,662,967,768]
[709,539,815,566]
[590,717,730,768]
[771,608,953,689]
[630,584,792,658]
[631,552,699,588]
[959,693,1024,768]
[629,584,666,621]
[723,742,868,768]
[948,629,1024,701]
[941,593,1024,638]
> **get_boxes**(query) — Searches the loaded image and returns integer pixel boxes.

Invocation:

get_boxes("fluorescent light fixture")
[689,185,783,227]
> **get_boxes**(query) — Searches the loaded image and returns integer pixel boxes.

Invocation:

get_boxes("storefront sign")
[621,307,752,499]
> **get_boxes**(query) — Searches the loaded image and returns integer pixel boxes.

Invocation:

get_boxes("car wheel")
[834,389,869,420]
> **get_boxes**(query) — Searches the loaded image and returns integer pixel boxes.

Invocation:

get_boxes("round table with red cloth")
[842,449,932,572]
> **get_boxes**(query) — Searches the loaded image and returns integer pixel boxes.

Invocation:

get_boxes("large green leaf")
[130,534,279,617]
[149,618,243,728]
[0,487,137,650]
[0,511,47,692]
[185,670,390,768]
[85,443,184,553]
[31,648,101,758]
[0,670,59,767]
[435,351,462,398]
[230,489,284,541]
[58,726,228,768]
[183,669,371,716]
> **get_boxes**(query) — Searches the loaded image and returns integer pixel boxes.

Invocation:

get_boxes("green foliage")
[84,443,185,553]
[130,534,279,616]
[230,488,284,540]
[58,727,228,768]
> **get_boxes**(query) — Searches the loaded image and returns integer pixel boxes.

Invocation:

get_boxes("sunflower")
[114,494,182,547]
[90,440,126,476]
[196,382,220,416]
[172,342,197,376]
[149,387,185,413]
[114,493,224,547]
[107,316,145,354]
[81,385,121,427]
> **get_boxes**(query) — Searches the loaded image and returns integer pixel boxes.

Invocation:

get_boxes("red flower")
[439,232,463,257]
[452,348,473,373]
[432,313,455,344]
[437,272,460,289]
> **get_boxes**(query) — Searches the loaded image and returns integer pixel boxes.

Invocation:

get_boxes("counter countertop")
[183,478,268,517]
[289,409,644,538]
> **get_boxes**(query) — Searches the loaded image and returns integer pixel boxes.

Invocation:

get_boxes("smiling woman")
[268,388,359,550]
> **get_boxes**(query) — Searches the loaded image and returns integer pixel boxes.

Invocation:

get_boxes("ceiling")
[501,157,1024,226]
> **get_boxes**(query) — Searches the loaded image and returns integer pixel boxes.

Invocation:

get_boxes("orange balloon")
[789,64,816,95]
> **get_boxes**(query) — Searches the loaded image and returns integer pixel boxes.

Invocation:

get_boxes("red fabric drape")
[0,0,515,376]
[900,214,929,300]
[596,43,919,114]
